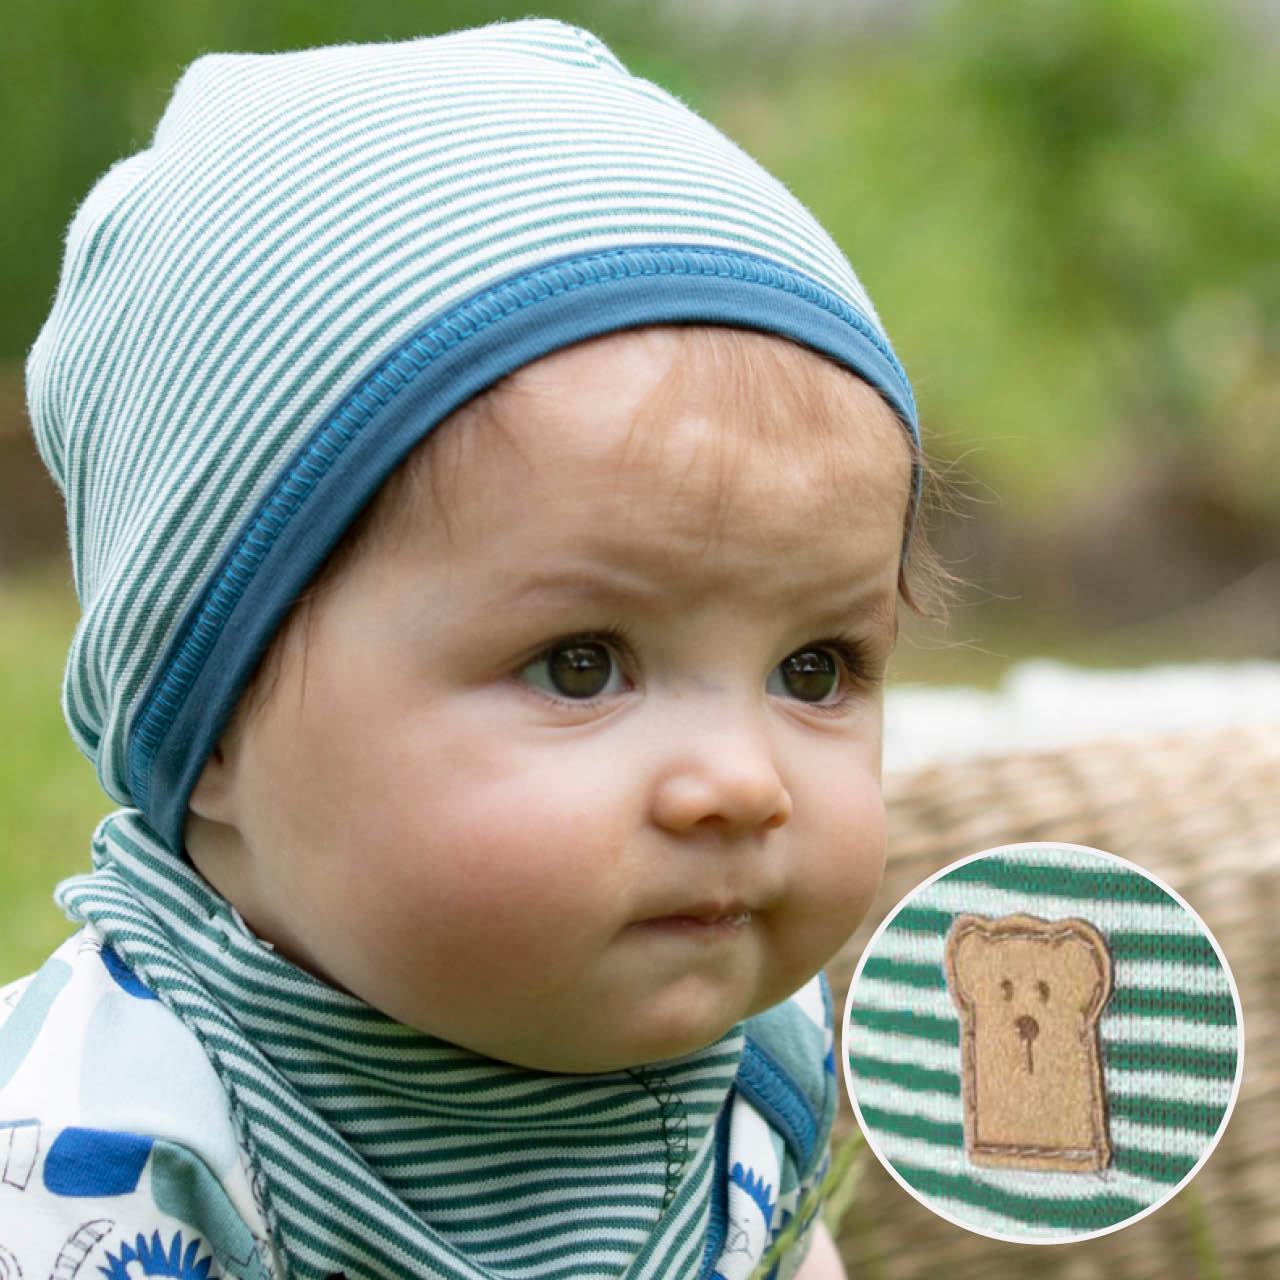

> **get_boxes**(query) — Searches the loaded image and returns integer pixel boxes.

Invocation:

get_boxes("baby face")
[187,328,912,1072]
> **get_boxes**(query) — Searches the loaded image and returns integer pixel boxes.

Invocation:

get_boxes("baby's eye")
[767,646,844,704]
[520,638,626,700]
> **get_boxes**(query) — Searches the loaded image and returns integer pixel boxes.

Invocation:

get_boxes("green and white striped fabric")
[26,17,918,852]
[843,844,1241,1241]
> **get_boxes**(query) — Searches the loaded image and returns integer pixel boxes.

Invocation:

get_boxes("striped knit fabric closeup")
[26,17,918,853]
[843,843,1242,1242]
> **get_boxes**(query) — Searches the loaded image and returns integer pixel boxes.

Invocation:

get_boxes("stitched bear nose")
[1016,1015,1039,1043]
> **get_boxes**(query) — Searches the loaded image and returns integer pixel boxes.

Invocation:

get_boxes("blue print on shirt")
[100,1230,218,1279]
[730,1162,776,1223]
[44,1126,154,1196]
[100,943,160,1000]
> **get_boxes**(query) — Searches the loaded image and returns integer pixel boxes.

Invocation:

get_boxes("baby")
[2,20,924,1280]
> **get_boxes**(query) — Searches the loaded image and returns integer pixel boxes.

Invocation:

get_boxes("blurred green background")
[2,0,1278,981]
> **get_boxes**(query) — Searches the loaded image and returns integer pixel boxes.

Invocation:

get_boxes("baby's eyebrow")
[803,591,898,637]
[497,565,666,610]
[498,564,899,637]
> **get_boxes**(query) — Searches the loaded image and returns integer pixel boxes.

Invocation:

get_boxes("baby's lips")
[631,899,755,927]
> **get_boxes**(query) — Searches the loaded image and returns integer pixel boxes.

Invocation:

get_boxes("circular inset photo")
[841,842,1243,1244]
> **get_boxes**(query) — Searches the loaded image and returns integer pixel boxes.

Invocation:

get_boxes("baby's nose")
[1015,1014,1039,1043]
[650,764,793,836]
[649,717,792,837]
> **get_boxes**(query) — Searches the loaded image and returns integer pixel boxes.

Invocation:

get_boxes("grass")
[0,566,111,984]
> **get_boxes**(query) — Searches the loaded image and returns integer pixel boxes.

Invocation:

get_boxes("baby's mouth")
[633,907,753,934]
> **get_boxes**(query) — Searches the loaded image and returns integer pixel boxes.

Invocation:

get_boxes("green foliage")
[938,0,1279,478]
[1181,1182,1224,1280]
[747,1128,868,1280]
[714,0,1280,516]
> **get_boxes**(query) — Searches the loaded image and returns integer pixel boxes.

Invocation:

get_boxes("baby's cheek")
[384,805,624,952]
[794,779,886,943]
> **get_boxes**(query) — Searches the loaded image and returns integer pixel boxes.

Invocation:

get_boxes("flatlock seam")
[627,1064,689,1211]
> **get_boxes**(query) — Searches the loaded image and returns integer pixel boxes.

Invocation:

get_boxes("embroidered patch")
[945,913,1113,1172]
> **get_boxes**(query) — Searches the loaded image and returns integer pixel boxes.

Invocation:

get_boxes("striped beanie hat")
[28,18,918,852]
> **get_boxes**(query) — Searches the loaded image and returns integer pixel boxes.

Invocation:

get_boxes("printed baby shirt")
[0,928,277,1278]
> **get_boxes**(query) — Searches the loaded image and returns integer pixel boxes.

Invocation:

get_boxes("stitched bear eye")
[1001,978,1014,1001]
[1037,980,1050,1003]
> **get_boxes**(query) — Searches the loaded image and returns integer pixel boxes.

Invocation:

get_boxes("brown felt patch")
[944,913,1113,1173]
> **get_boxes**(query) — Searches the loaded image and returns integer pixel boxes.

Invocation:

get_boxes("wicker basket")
[824,721,1280,1279]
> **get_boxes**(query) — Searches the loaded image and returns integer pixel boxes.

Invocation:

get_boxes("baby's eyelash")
[522,623,633,660]
[566,624,634,655]
[780,636,886,717]
[817,637,885,687]
[520,625,636,681]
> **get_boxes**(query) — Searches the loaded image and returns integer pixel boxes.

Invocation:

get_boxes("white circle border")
[839,840,1247,1246]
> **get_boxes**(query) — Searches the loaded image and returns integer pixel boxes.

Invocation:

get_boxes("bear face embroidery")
[945,913,1113,1173]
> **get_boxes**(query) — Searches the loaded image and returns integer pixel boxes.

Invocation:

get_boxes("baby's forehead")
[358,325,914,597]
[469,327,911,494]
[372,329,910,614]
[511,326,901,427]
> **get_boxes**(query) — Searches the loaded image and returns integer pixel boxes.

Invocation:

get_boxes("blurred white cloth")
[883,660,1280,775]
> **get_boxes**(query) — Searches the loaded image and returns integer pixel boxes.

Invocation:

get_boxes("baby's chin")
[492,1025,740,1076]
[478,970,812,1076]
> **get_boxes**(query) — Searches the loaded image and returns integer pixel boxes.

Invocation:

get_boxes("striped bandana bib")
[57,811,749,1279]
[26,18,918,850]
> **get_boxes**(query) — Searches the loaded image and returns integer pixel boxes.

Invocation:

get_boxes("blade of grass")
[1181,1182,1223,1280]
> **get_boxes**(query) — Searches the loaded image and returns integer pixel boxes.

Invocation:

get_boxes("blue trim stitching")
[736,1037,818,1174]
[700,1086,736,1279]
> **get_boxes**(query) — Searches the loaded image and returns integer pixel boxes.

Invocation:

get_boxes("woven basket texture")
[825,721,1280,1279]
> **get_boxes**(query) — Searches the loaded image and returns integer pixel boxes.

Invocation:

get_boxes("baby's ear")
[187,741,235,823]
